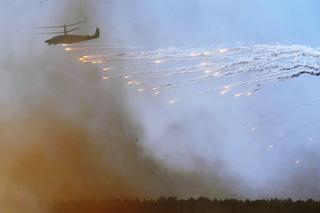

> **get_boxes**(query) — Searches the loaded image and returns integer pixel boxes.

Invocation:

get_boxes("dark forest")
[50,197,320,213]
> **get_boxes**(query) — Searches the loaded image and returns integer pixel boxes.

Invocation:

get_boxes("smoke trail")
[90,44,320,104]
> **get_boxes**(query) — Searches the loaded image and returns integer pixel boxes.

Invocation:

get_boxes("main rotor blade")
[37,21,84,29]
[66,27,79,33]
[65,21,84,27]
[36,32,64,35]
[37,25,65,29]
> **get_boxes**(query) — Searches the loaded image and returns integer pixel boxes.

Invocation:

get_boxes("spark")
[154,91,161,95]
[138,88,146,92]
[295,160,302,164]
[154,60,165,64]
[234,93,242,98]
[124,75,132,79]
[102,76,110,80]
[220,89,230,96]
[103,67,111,71]
[169,99,179,104]
[246,91,253,96]
[219,48,228,54]
[65,48,72,51]
[203,51,212,56]
[127,81,135,85]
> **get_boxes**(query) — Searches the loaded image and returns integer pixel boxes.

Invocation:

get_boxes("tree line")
[49,197,320,213]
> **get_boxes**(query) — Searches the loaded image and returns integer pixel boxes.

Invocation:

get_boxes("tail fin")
[92,28,100,38]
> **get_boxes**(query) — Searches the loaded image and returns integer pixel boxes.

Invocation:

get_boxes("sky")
[91,0,320,45]
[1,0,320,212]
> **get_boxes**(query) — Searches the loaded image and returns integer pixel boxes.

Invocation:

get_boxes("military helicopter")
[37,21,100,45]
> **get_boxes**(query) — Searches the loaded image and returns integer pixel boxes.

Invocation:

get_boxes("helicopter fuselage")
[45,28,99,45]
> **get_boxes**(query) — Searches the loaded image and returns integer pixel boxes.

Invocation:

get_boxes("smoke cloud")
[2,0,320,212]
[0,1,235,212]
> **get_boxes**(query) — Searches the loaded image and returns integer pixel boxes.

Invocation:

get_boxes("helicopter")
[37,21,100,45]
